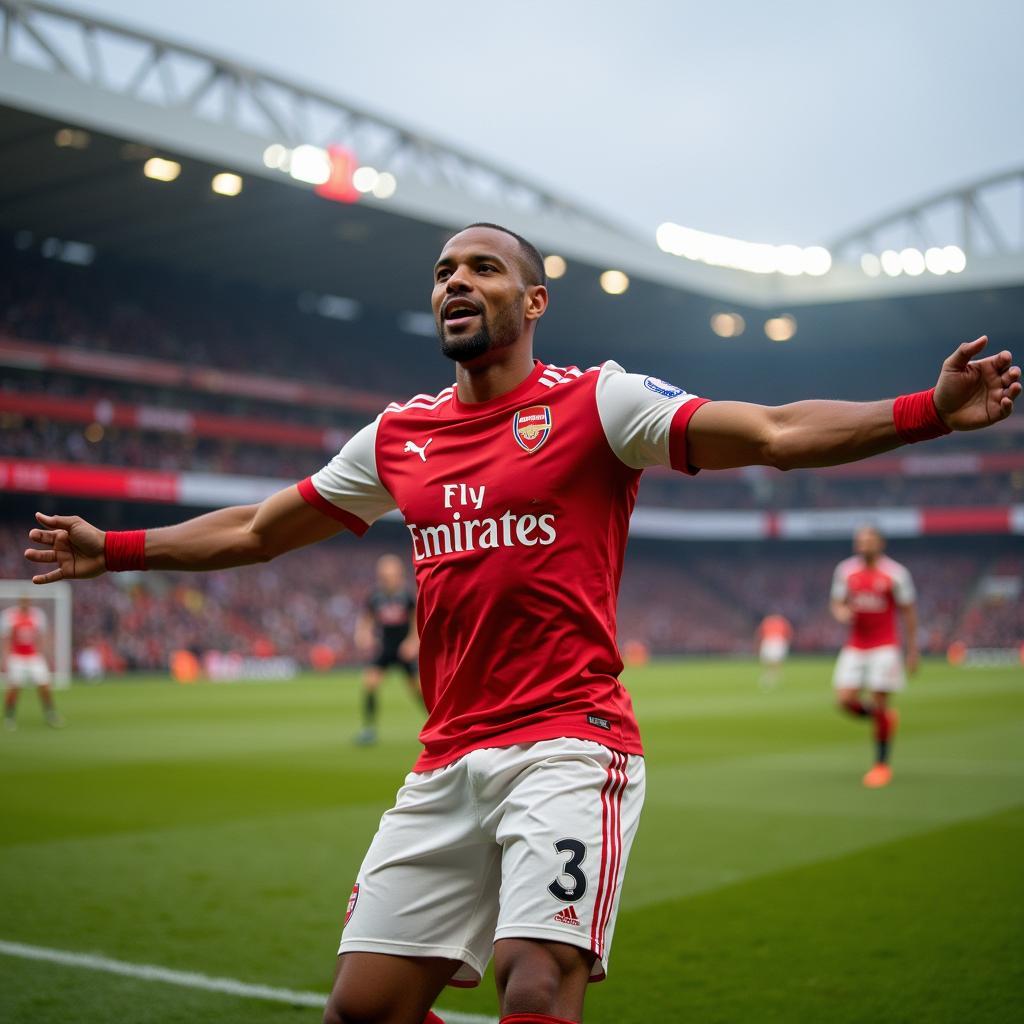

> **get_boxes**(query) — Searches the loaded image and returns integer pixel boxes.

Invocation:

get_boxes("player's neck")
[454,346,535,405]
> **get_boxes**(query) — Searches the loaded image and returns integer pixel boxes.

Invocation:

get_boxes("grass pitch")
[1,659,1021,1023]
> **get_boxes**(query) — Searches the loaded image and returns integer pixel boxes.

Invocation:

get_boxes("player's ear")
[524,284,548,322]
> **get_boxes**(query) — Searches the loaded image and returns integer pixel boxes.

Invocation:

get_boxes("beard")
[437,296,522,363]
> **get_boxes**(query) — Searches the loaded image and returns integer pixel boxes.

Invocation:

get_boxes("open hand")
[934,337,1021,430]
[25,512,106,584]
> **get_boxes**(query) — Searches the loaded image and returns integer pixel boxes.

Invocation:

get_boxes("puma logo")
[403,438,433,462]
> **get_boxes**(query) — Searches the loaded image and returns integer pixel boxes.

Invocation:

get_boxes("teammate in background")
[2,596,62,730]
[353,554,420,745]
[831,526,918,788]
[756,612,793,688]
[23,224,1019,1024]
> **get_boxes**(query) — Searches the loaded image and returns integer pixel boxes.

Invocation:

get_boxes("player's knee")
[496,939,592,1015]
[322,991,393,1024]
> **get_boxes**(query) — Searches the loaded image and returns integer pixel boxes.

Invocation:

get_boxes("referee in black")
[353,554,421,745]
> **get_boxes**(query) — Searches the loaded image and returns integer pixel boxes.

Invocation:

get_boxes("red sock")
[873,707,892,743]
[423,1013,446,1024]
[501,1015,576,1023]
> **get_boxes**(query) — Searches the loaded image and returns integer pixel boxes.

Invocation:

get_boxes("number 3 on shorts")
[547,838,587,902]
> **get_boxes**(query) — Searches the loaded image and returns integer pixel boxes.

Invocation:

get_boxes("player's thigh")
[833,647,867,689]
[324,950,459,1024]
[340,762,501,986]
[865,646,906,692]
[492,740,645,981]
[363,665,384,687]
[6,656,37,687]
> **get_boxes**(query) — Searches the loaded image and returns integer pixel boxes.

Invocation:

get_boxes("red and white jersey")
[301,360,709,770]
[1,605,47,656]
[830,555,915,650]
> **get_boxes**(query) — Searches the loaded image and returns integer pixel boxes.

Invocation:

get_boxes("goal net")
[0,580,72,688]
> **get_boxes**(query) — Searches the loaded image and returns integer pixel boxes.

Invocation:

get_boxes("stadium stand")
[1,131,1021,678]
[1,523,1016,670]
[4,418,1023,506]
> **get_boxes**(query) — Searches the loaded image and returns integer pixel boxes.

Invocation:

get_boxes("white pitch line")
[0,939,496,1024]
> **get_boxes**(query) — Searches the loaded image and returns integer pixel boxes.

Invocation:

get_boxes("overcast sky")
[68,0,1024,245]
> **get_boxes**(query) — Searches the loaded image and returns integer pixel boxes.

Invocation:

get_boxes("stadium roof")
[3,0,1024,311]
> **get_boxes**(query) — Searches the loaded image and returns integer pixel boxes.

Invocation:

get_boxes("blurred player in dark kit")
[354,554,420,745]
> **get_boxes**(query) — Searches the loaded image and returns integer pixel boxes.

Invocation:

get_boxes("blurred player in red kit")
[831,526,917,788]
[24,223,1020,1024]
[353,553,420,746]
[756,612,793,688]
[2,596,62,730]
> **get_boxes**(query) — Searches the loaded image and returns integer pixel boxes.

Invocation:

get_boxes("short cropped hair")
[452,222,546,287]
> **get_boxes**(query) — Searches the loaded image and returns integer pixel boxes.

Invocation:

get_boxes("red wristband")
[104,529,147,571]
[892,388,951,444]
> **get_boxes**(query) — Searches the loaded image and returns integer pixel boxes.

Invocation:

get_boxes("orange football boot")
[863,763,893,788]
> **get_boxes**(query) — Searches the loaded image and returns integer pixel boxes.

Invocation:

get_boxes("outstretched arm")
[25,484,345,585]
[687,337,1020,471]
[830,599,852,626]
[900,602,920,675]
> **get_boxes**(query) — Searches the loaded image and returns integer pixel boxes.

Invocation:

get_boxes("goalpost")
[0,580,73,689]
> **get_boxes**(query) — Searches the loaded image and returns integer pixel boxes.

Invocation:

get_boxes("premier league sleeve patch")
[513,405,553,452]
[643,376,686,399]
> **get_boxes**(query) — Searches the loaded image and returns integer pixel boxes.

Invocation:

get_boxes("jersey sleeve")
[830,563,849,603]
[594,361,710,474]
[298,416,396,536]
[892,564,916,606]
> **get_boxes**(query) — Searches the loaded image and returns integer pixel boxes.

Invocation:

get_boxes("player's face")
[854,527,884,560]
[377,557,404,590]
[431,228,534,364]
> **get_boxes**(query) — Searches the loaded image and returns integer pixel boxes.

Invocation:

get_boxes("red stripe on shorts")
[590,753,618,958]
[598,755,627,956]
[591,752,627,959]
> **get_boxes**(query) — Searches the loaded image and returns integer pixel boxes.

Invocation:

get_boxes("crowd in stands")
[641,470,1024,510]
[3,414,1020,508]
[1,368,370,429]
[4,250,1022,514]
[0,416,333,479]
[1,524,1019,673]
[0,251,443,397]
[3,250,1022,673]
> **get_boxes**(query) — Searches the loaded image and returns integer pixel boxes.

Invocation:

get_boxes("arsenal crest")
[345,882,359,925]
[513,405,552,453]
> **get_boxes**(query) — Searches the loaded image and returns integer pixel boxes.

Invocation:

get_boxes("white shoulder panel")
[311,416,396,526]
[883,557,916,605]
[594,361,702,470]
[830,557,858,602]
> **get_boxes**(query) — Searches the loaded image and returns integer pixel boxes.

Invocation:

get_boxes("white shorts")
[6,654,50,687]
[760,638,789,664]
[339,737,645,986]
[832,645,905,692]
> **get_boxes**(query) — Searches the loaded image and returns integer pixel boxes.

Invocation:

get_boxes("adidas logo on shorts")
[553,905,582,927]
